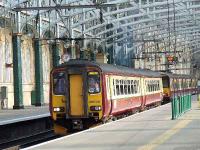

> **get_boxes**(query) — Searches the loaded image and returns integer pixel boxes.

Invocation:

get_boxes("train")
[161,73,197,102]
[49,60,197,132]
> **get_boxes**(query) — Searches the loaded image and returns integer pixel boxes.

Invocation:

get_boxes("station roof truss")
[1,0,200,59]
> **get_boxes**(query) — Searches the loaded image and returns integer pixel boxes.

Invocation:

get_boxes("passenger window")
[53,72,66,95]
[128,80,131,94]
[113,79,116,96]
[88,72,100,94]
[120,80,124,95]
[116,80,120,95]
[134,80,137,93]
[124,80,128,95]
[131,80,134,94]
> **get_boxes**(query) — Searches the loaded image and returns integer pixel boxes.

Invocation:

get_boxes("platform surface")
[0,106,49,125]
[27,95,200,150]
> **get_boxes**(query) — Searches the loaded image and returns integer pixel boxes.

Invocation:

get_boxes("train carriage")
[50,60,163,131]
[161,73,197,102]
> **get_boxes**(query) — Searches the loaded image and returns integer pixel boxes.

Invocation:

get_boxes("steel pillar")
[34,39,44,106]
[90,52,96,61]
[12,34,24,109]
[52,43,60,67]
[107,45,114,64]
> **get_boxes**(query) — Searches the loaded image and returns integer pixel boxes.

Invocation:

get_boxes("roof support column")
[13,11,24,109]
[53,14,60,67]
[12,33,24,109]
[90,51,96,61]
[80,49,84,59]
[34,0,44,106]
[52,42,60,67]
[34,39,44,106]
[107,45,114,64]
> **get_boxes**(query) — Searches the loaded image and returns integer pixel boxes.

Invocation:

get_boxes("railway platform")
[0,105,49,125]
[27,95,200,150]
[0,105,51,149]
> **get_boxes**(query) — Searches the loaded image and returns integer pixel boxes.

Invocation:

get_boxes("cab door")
[69,74,84,116]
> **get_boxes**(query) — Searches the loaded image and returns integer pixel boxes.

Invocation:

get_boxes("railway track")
[4,102,170,150]
[0,129,60,150]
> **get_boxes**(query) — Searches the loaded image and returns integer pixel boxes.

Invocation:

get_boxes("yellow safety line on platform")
[137,119,191,150]
[198,100,200,108]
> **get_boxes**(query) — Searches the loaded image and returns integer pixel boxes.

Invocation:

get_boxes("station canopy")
[1,0,200,62]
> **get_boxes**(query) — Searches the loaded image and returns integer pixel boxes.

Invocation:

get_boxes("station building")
[0,0,199,109]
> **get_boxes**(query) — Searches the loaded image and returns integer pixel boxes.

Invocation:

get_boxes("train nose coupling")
[72,120,83,130]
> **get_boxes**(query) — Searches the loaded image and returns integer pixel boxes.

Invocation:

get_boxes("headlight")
[90,106,101,111]
[53,107,64,112]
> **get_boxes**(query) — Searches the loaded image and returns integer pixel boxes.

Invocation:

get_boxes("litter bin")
[31,90,36,105]
[0,86,8,109]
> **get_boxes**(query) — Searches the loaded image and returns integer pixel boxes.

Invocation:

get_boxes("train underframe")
[53,117,100,133]
[53,100,164,134]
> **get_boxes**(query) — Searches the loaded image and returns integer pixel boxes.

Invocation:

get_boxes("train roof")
[160,72,193,79]
[58,59,162,77]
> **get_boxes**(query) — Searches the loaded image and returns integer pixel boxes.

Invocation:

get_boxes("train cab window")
[162,77,170,88]
[88,72,100,94]
[53,72,66,95]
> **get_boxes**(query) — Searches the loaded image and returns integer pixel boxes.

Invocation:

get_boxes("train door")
[69,74,84,116]
[140,78,146,110]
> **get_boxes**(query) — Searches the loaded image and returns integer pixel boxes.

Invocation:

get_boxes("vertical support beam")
[34,39,44,106]
[90,52,96,61]
[52,42,60,67]
[80,50,84,59]
[107,45,114,64]
[12,33,24,109]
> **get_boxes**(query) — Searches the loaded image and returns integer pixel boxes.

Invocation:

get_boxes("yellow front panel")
[52,95,66,120]
[70,75,84,116]
[163,88,170,96]
[88,93,103,119]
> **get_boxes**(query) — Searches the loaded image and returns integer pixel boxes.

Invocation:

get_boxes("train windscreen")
[88,72,100,94]
[53,72,66,95]
[162,77,169,88]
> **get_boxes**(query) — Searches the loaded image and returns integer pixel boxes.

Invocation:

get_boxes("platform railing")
[171,94,191,120]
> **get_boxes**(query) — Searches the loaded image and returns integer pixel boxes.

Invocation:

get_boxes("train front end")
[49,63,103,133]
[161,75,171,102]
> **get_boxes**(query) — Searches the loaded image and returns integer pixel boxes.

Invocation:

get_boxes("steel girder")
[1,0,200,55]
